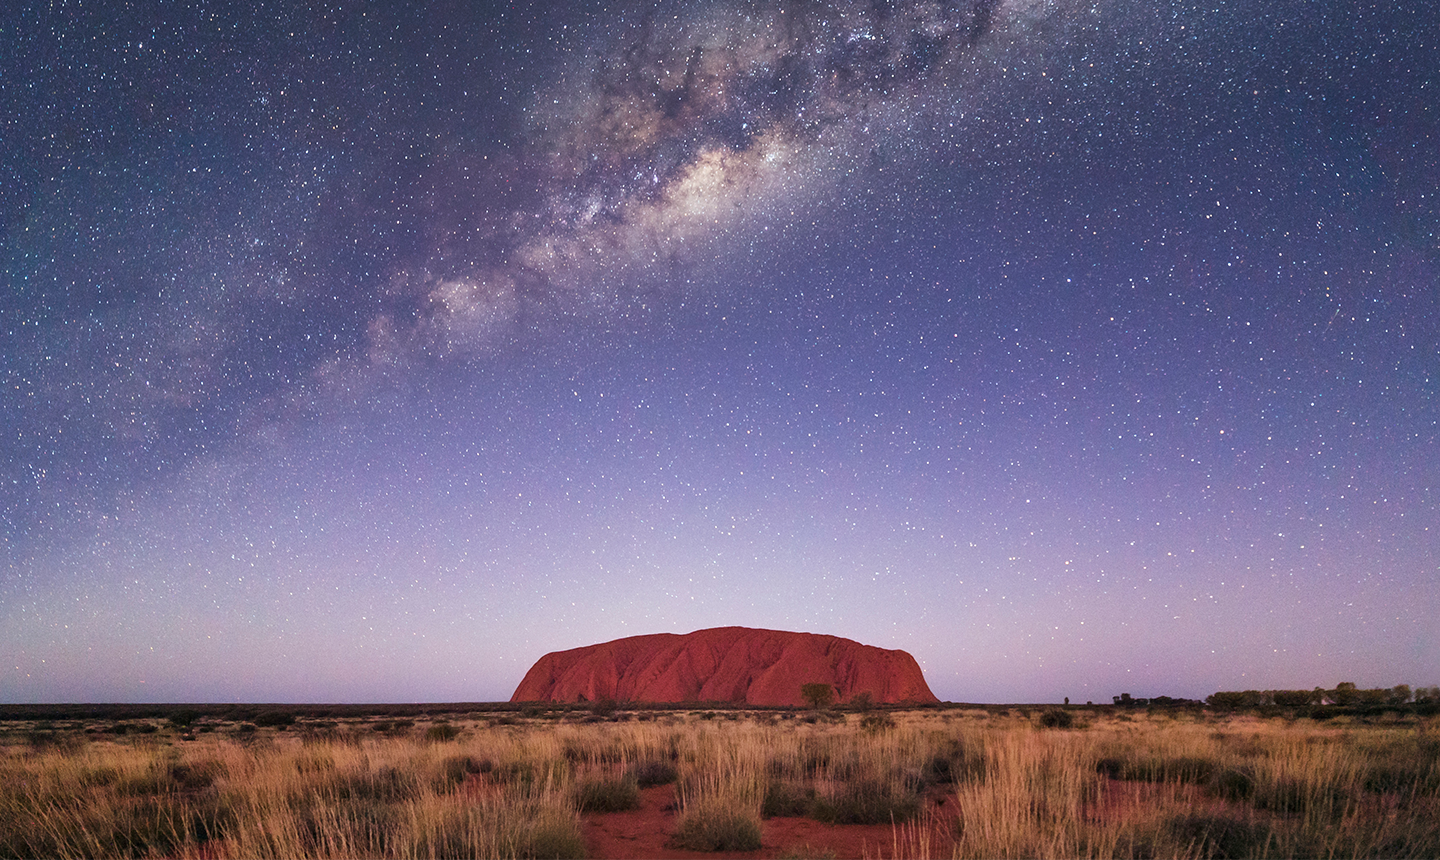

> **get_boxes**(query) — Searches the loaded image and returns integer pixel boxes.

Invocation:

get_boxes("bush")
[859,712,896,733]
[1039,708,1075,729]
[253,710,296,727]
[801,683,836,710]
[673,802,763,852]
[168,709,202,728]
[425,722,461,742]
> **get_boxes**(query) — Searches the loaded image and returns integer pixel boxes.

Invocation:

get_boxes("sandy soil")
[583,785,958,859]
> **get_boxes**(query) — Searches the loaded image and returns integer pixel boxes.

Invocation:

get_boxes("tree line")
[1206,682,1440,710]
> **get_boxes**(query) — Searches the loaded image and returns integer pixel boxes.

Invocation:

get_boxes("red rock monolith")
[510,626,939,706]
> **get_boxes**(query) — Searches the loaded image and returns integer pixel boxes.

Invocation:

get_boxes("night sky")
[2,0,1436,705]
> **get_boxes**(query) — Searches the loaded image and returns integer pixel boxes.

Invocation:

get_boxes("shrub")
[374,719,415,734]
[168,709,202,728]
[425,722,461,742]
[859,712,896,733]
[801,683,836,710]
[253,710,296,727]
[1039,708,1075,729]
[673,801,763,852]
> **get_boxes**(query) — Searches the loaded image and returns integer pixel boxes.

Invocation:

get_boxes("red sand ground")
[582,785,958,860]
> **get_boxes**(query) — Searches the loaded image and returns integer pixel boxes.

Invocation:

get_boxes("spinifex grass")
[0,709,1436,858]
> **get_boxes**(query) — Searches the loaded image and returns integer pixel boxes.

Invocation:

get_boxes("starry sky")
[2,0,1436,705]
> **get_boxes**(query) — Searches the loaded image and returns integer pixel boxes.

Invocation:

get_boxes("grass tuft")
[673,800,763,852]
[573,775,641,813]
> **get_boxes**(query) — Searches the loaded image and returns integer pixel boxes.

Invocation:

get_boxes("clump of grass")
[1096,753,1217,784]
[673,799,763,851]
[439,754,492,787]
[762,780,814,818]
[859,712,896,733]
[573,774,640,812]
[631,759,678,787]
[810,777,920,825]
[925,740,985,785]
[424,721,461,742]
[1167,812,1274,859]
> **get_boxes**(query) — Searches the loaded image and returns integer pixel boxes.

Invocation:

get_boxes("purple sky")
[3,0,1436,704]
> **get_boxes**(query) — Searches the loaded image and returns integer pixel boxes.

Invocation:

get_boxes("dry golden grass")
[1,708,1437,858]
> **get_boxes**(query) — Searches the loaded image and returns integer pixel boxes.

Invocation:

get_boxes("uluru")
[510,626,939,707]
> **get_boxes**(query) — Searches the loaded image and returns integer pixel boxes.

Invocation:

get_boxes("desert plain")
[2,701,1439,859]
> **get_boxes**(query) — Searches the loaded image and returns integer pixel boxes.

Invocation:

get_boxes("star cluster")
[2,0,1436,703]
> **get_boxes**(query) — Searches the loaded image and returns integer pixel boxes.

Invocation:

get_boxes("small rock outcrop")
[510,626,939,706]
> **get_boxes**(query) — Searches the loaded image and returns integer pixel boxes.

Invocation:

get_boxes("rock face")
[510,626,939,707]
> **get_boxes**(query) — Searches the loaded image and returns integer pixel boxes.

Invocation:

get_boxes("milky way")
[2,0,1436,703]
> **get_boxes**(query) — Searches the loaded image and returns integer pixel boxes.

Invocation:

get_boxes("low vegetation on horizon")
[2,703,1438,858]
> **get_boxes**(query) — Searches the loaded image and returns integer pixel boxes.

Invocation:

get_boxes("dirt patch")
[584,785,957,859]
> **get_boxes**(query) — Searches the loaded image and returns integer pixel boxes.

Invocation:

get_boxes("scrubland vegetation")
[2,705,1438,858]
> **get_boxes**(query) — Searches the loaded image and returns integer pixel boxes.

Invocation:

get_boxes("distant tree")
[1358,687,1388,706]
[1272,689,1315,707]
[1206,691,1247,710]
[848,691,875,711]
[1331,682,1359,706]
[801,683,835,710]
[1389,685,1412,705]
[1414,686,1440,704]
[168,709,202,728]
